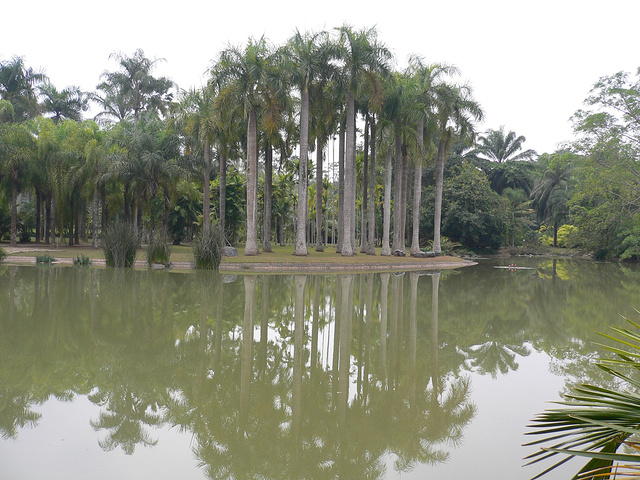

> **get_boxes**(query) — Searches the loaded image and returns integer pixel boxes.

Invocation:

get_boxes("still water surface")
[2,258,640,479]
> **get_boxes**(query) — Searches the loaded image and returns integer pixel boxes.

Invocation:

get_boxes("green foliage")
[539,224,578,248]
[0,246,7,261]
[432,162,508,251]
[568,68,640,260]
[102,220,140,268]
[73,255,91,266]
[168,188,200,245]
[427,236,461,255]
[192,223,224,270]
[619,224,640,261]
[147,231,171,266]
[36,254,55,264]
[213,167,245,244]
[0,201,10,241]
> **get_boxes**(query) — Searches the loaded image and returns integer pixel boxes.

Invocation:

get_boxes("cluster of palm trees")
[1,25,512,255]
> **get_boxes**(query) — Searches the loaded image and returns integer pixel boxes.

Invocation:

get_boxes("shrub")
[427,236,462,255]
[147,231,172,266]
[102,220,140,268]
[193,223,224,270]
[73,255,91,266]
[539,224,578,248]
[36,254,55,264]
[0,246,7,262]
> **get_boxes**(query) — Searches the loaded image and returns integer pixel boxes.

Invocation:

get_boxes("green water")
[1,258,639,479]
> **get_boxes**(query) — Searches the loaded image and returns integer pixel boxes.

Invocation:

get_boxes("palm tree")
[531,159,573,247]
[432,81,484,254]
[97,49,173,128]
[108,114,180,237]
[0,56,47,122]
[92,82,130,125]
[173,87,217,229]
[39,82,89,124]
[0,121,35,245]
[336,25,392,256]
[473,125,537,163]
[407,57,456,256]
[310,78,340,252]
[214,37,273,256]
[283,29,331,256]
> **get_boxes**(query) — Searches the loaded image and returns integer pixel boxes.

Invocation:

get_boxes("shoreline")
[2,247,476,273]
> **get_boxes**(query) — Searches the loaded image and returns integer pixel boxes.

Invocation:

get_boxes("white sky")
[2,0,638,154]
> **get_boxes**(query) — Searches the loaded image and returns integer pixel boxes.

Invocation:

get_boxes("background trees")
[15,29,640,259]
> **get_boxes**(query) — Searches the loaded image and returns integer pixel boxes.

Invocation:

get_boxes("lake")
[1,257,639,479]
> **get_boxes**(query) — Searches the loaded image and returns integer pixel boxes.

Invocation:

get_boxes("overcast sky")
[2,0,638,154]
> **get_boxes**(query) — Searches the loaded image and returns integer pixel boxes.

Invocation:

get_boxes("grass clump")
[102,220,140,268]
[73,254,92,266]
[193,223,224,270]
[36,253,55,264]
[147,231,172,266]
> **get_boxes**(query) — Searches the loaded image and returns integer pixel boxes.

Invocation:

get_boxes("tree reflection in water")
[2,259,637,478]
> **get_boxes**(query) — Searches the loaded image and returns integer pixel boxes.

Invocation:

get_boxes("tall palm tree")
[0,56,47,122]
[283,29,331,256]
[407,57,456,256]
[531,160,573,247]
[258,48,290,253]
[214,37,273,256]
[336,25,392,256]
[173,87,217,229]
[39,82,89,124]
[432,81,484,254]
[473,125,537,163]
[310,76,340,252]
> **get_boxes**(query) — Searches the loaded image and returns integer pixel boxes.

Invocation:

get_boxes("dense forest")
[1,26,639,259]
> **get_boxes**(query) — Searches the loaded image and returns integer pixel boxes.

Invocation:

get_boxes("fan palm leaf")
[525,316,640,479]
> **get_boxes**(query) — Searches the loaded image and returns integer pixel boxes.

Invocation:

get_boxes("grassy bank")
[1,242,469,270]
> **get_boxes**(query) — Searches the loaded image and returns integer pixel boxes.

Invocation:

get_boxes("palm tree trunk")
[101,185,107,236]
[392,124,403,252]
[411,119,424,256]
[245,107,260,255]
[337,122,345,253]
[35,188,41,244]
[294,87,309,256]
[123,182,130,223]
[219,152,227,237]
[203,139,211,230]
[92,181,100,248]
[410,161,423,256]
[400,142,408,252]
[10,176,18,246]
[315,137,324,252]
[381,148,392,256]
[45,194,51,245]
[367,117,376,255]
[433,139,446,255]
[360,115,369,253]
[342,92,356,256]
[263,144,273,252]
[50,193,57,245]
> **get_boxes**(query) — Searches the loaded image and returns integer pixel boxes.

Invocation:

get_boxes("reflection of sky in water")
[385,349,577,480]
[0,396,201,480]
